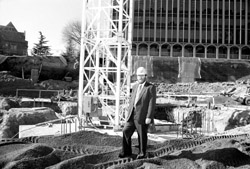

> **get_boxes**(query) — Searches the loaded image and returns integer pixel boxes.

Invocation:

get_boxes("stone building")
[0,22,28,56]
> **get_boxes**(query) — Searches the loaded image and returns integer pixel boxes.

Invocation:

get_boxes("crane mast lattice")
[78,0,134,129]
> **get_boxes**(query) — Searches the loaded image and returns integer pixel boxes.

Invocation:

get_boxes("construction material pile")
[0,71,34,96]
[38,79,78,90]
[0,71,32,83]
[156,82,236,94]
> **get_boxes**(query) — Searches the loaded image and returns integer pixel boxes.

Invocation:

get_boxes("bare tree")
[62,20,96,65]
[62,39,79,63]
[62,20,81,45]
[62,21,81,64]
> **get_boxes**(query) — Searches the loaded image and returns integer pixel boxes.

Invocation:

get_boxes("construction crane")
[78,0,134,130]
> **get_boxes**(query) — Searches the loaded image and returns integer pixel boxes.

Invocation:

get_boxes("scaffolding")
[78,0,134,130]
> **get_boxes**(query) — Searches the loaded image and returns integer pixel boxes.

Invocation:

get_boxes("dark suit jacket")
[127,81,156,124]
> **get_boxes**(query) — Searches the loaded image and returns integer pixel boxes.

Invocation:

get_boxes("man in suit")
[119,67,156,159]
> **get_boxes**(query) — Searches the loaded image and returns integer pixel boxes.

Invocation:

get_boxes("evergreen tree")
[32,31,52,56]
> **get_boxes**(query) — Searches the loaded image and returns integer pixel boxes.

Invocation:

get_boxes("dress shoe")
[136,153,147,159]
[118,152,131,158]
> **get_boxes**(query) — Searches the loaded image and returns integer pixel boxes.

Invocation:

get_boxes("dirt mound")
[0,107,58,138]
[0,143,60,169]
[0,97,19,110]
[1,130,250,169]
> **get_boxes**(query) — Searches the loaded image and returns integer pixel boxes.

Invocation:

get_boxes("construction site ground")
[2,71,250,168]
[1,125,250,169]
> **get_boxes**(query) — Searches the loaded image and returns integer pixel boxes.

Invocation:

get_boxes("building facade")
[132,0,250,60]
[0,22,28,56]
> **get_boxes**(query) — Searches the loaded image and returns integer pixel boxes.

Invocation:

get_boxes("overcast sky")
[0,0,83,54]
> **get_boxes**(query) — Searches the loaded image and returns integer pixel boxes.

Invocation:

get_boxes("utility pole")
[78,0,134,130]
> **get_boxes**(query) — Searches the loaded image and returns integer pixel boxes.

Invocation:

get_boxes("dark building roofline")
[0,22,18,32]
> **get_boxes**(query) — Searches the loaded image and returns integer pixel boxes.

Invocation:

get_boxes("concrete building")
[131,0,250,60]
[0,22,28,56]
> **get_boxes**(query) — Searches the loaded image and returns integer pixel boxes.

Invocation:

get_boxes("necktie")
[134,84,142,105]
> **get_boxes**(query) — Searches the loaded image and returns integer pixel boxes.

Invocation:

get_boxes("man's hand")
[145,118,151,124]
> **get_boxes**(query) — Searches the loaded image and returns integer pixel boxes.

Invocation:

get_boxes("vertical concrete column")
[193,45,196,58]
[216,47,219,59]
[233,0,236,45]
[142,0,146,41]
[245,0,248,45]
[211,0,214,43]
[216,0,219,44]
[182,45,185,57]
[227,47,230,59]
[240,0,242,44]
[239,47,242,60]
[222,0,225,44]
[165,0,168,41]
[205,46,207,59]
[170,45,173,57]
[177,0,180,43]
[153,0,157,42]
[199,0,202,44]
[188,0,191,43]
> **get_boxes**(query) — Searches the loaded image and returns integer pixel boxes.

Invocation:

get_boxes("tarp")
[178,57,201,79]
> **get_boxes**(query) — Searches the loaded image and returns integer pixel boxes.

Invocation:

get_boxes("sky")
[0,0,83,55]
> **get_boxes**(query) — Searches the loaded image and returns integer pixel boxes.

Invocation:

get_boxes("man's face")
[137,74,147,84]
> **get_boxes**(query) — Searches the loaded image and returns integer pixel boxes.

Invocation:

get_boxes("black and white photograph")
[1,0,250,168]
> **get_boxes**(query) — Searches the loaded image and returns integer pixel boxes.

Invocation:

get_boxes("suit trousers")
[122,109,148,155]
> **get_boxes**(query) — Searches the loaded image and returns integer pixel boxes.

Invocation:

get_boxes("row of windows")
[134,9,249,17]
[133,13,248,25]
[127,0,250,48]
[133,28,250,43]
[135,14,248,20]
[131,43,250,59]
[133,38,245,45]
[134,0,248,12]
[134,22,249,29]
